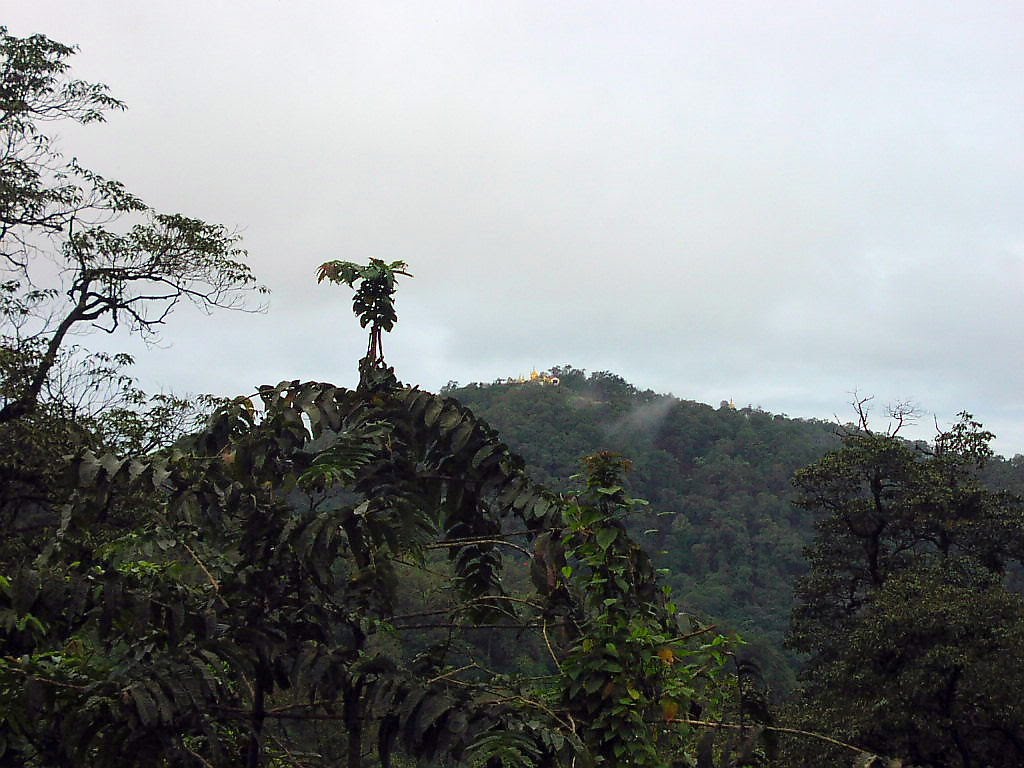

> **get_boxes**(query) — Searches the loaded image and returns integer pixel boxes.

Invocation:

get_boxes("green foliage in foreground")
[0,255,773,767]
[3,26,769,764]
[5,24,1024,768]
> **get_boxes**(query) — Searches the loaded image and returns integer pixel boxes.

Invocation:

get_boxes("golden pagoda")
[510,368,560,386]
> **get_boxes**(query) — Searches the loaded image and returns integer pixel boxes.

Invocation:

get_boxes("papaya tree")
[1,258,767,767]
[316,258,410,371]
[0,30,917,766]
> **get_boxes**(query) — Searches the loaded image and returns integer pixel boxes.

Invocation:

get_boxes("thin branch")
[387,607,457,621]
[182,743,216,768]
[668,718,879,756]
[665,624,718,643]
[225,709,348,722]
[426,537,531,558]
[265,731,321,768]
[180,540,222,595]
[542,619,562,672]
[426,663,478,686]
[391,622,542,631]
[482,692,575,734]
[0,659,89,691]
[470,594,545,611]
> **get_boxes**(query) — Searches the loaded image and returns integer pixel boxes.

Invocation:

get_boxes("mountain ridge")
[444,365,1024,693]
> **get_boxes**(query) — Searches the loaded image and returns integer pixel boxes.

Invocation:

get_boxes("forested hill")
[444,366,1024,691]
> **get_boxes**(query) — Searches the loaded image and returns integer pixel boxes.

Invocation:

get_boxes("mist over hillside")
[446,365,1024,692]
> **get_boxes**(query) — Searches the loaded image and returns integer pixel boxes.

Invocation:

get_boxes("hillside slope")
[447,366,1024,694]
[446,366,842,689]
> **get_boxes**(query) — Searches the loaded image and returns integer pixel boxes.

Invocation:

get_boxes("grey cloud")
[7,1,1024,455]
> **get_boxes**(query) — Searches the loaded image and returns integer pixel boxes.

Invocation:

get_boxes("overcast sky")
[7,2,1024,454]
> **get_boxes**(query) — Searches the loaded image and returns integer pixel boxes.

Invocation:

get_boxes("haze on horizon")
[6,1,1024,455]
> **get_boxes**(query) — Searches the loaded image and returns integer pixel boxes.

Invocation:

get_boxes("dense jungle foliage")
[3,26,1024,768]
[445,373,841,692]
[445,374,1024,696]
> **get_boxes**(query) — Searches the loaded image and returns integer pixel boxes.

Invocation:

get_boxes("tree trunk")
[344,678,363,768]
[246,676,266,768]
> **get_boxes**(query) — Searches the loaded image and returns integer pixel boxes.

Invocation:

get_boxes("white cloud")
[6,1,1024,455]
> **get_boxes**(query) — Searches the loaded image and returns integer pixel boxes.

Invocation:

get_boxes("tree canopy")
[0,26,265,426]
[785,405,1024,766]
